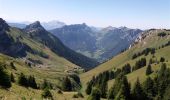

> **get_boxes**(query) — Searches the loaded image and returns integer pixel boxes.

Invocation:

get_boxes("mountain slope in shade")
[97,26,142,60]
[0,18,98,70]
[50,23,97,53]
[23,21,99,70]
[50,25,142,62]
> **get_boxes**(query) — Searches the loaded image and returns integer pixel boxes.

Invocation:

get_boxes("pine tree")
[143,77,154,99]
[108,75,131,100]
[108,87,115,99]
[0,65,11,88]
[18,73,28,87]
[121,76,131,99]
[107,74,121,99]
[62,76,72,91]
[11,73,15,82]
[149,58,153,65]
[122,63,131,74]
[163,85,170,100]
[86,82,93,95]
[114,84,127,100]
[132,78,148,100]
[99,80,108,98]
[88,87,101,100]
[28,76,37,89]
[146,65,152,75]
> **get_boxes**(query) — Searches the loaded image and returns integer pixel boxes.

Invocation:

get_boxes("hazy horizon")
[0,0,170,29]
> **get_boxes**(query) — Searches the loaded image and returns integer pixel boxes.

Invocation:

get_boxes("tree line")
[87,63,170,100]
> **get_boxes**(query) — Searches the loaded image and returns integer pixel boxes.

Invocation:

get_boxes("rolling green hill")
[80,29,170,87]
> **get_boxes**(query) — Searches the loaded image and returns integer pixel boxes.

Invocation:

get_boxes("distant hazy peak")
[24,21,45,32]
[41,20,65,30]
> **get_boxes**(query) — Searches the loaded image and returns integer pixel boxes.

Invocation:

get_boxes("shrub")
[41,88,53,100]
[158,32,166,37]
[18,73,28,87]
[62,76,72,91]
[0,65,11,88]
[160,57,165,62]
[57,90,63,94]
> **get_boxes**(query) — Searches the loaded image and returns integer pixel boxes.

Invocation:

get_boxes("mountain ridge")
[0,18,99,70]
[50,24,142,62]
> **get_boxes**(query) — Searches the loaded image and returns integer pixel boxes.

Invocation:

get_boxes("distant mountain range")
[8,20,65,30]
[1,18,98,70]
[8,20,143,62]
[50,24,143,62]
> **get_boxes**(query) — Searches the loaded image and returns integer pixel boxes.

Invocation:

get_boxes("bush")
[158,32,166,37]
[18,73,28,87]
[0,65,12,88]
[72,92,84,98]
[72,94,79,98]
[42,79,53,89]
[62,76,72,91]
[41,88,53,100]
[160,57,165,62]
[57,90,63,94]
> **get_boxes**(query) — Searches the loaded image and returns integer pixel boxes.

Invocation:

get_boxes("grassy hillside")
[0,53,86,99]
[80,29,170,87]
[0,27,170,99]
[7,27,81,73]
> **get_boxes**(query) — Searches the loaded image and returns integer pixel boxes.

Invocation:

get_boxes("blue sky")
[0,0,170,29]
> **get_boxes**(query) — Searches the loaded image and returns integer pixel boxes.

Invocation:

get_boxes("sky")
[0,0,170,29]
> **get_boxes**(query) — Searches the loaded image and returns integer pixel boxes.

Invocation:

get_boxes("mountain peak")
[24,21,45,32]
[0,18,9,30]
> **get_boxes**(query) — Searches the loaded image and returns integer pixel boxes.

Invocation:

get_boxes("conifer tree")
[11,73,15,82]
[99,80,108,98]
[88,87,101,100]
[132,78,148,100]
[62,76,72,91]
[146,65,152,75]
[86,82,93,95]
[121,76,131,99]
[18,73,28,87]
[28,76,37,89]
[122,63,131,74]
[0,65,11,88]
[143,77,154,99]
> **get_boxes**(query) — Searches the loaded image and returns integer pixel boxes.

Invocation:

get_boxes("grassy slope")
[80,29,170,89]
[1,29,170,100]
[0,27,84,99]
[0,53,84,100]
[8,27,81,73]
